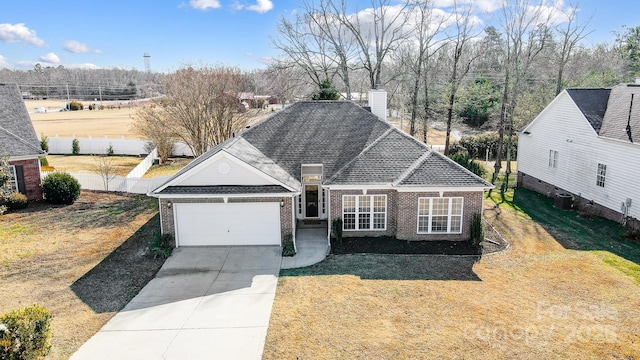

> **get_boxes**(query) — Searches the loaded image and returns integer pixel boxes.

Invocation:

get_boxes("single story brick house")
[0,83,44,200]
[149,93,492,247]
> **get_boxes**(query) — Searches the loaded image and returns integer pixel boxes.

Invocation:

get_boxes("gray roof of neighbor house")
[153,101,491,194]
[0,83,44,158]
[565,84,640,143]
[599,84,640,143]
[566,88,611,133]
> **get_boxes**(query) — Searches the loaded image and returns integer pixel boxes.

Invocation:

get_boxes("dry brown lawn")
[46,155,142,176]
[264,194,640,359]
[143,157,193,178]
[0,192,163,359]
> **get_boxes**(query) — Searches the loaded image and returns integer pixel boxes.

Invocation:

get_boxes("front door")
[305,185,318,217]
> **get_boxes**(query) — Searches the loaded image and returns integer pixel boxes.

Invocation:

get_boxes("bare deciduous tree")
[132,106,175,164]
[554,4,592,95]
[134,65,253,158]
[443,2,479,155]
[493,0,553,185]
[91,155,117,191]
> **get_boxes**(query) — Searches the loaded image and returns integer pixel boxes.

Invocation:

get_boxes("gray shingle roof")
[399,151,493,187]
[566,88,610,133]
[599,84,640,143]
[159,185,289,195]
[0,83,44,157]
[151,100,490,194]
[242,101,391,180]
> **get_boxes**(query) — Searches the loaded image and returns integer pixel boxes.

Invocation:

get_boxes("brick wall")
[329,189,484,241]
[9,158,42,200]
[329,189,397,238]
[159,196,294,247]
[518,172,640,230]
[397,191,484,241]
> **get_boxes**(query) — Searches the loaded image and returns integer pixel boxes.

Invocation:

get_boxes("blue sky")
[1,0,639,72]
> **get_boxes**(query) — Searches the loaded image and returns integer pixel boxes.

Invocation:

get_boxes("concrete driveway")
[72,246,281,360]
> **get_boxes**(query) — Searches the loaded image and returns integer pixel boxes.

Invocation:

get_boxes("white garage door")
[174,202,281,246]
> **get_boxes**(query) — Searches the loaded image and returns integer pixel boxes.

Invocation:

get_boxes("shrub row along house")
[149,90,492,248]
[0,83,44,200]
[518,81,640,228]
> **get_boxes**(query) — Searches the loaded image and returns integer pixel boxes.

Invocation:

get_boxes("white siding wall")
[175,153,274,186]
[518,91,640,220]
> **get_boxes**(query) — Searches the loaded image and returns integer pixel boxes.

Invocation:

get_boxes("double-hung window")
[417,197,463,234]
[342,194,387,230]
[7,165,18,192]
[596,163,606,187]
[548,150,558,168]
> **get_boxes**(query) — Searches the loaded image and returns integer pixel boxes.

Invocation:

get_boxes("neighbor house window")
[7,165,18,192]
[596,163,606,187]
[548,150,558,168]
[342,194,387,230]
[297,195,302,215]
[417,197,463,234]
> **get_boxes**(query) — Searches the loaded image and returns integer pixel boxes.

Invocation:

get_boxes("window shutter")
[15,165,26,195]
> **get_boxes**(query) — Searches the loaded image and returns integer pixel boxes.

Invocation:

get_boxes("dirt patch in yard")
[0,191,164,359]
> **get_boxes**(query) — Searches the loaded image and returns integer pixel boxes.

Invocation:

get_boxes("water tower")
[143,52,151,73]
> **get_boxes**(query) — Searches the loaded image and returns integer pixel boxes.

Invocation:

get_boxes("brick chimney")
[368,88,387,121]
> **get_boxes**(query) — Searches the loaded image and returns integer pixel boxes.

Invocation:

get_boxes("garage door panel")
[175,203,280,246]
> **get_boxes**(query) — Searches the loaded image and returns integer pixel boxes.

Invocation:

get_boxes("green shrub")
[88,104,95,110]
[150,233,173,259]
[66,101,83,111]
[106,144,114,156]
[470,213,484,246]
[39,135,48,152]
[6,192,28,210]
[453,132,518,160]
[71,138,80,155]
[0,305,53,360]
[332,218,343,245]
[38,156,48,167]
[282,233,295,256]
[41,172,81,205]
[449,152,486,177]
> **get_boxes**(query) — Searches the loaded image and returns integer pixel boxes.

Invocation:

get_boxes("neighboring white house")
[517,82,640,228]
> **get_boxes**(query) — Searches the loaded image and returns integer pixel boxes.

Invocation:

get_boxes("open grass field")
[27,100,141,139]
[264,188,640,359]
[0,192,164,359]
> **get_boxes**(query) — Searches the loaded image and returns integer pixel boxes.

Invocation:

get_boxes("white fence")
[127,148,158,178]
[41,171,171,194]
[43,136,194,157]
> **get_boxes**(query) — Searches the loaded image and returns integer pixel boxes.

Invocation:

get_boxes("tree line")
[269,0,640,183]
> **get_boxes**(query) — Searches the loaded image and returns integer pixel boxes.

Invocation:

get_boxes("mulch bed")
[330,230,509,256]
[331,237,481,255]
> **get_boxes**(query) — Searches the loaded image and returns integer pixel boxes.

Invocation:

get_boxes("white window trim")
[342,194,387,231]
[417,197,464,234]
[596,163,606,188]
[7,165,18,192]
[548,150,558,168]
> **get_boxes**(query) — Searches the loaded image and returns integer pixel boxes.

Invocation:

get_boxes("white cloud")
[64,40,101,54]
[0,23,45,47]
[16,60,99,70]
[39,52,60,64]
[189,0,221,10]
[0,55,8,68]
[246,0,273,13]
